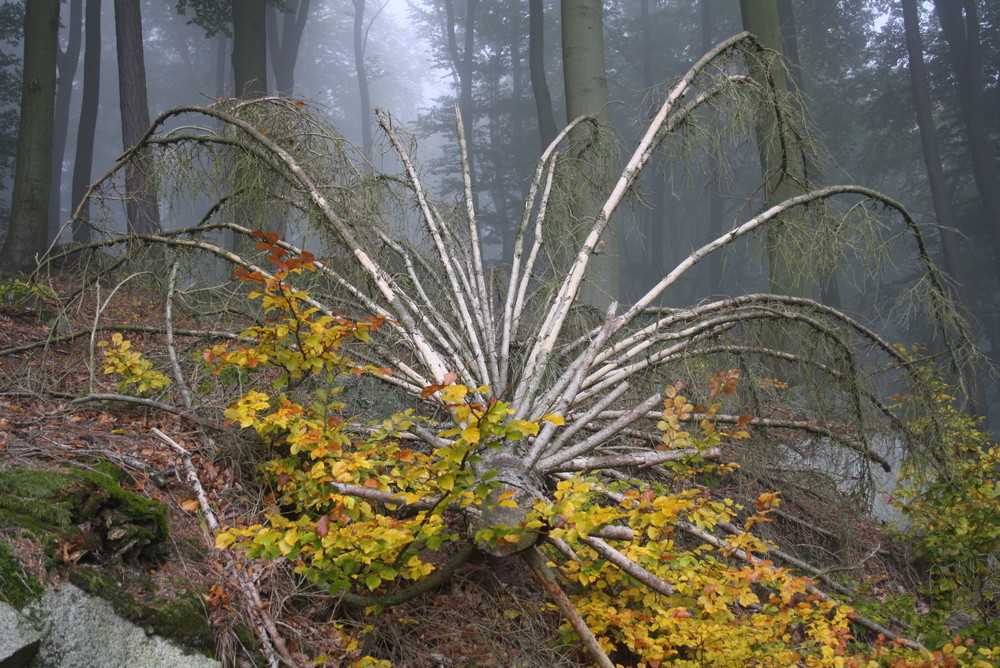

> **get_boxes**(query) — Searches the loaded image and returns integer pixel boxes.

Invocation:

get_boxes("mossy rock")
[68,565,214,654]
[0,466,169,562]
[0,539,43,609]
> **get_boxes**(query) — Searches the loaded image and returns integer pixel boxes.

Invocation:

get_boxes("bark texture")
[114,0,159,235]
[0,0,59,271]
[48,0,81,242]
[233,0,267,97]
[740,0,810,298]
[70,0,101,244]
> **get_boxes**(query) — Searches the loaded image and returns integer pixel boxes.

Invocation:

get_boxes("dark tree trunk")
[233,0,267,97]
[70,0,100,244]
[353,0,372,154]
[0,0,59,271]
[266,0,309,96]
[114,0,159,235]
[701,0,725,295]
[933,0,1000,290]
[528,0,556,149]
[561,0,617,306]
[903,0,966,295]
[48,0,81,242]
[740,0,810,298]
[445,0,477,149]
[906,0,988,424]
[444,0,478,208]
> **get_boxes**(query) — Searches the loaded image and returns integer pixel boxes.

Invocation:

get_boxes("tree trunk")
[215,31,227,97]
[740,0,810,298]
[233,0,267,97]
[352,0,372,154]
[444,0,476,157]
[266,0,309,96]
[702,0,725,295]
[933,0,1000,290]
[528,0,556,150]
[561,0,618,308]
[444,0,478,210]
[48,0,81,243]
[902,0,967,297]
[114,0,159,235]
[70,0,100,244]
[0,0,59,271]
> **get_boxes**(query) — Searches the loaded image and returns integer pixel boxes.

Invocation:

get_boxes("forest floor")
[0,272,941,667]
[0,274,588,668]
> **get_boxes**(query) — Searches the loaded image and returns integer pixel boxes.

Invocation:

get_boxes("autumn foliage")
[95,240,998,667]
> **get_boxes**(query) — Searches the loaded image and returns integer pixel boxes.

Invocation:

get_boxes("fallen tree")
[24,33,996,666]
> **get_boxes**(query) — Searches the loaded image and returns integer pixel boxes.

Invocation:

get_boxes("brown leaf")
[316,514,329,538]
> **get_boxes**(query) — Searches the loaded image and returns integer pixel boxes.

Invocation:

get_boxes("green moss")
[0,539,43,609]
[68,565,214,654]
[0,466,169,561]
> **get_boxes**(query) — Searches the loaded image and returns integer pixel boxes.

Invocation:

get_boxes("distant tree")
[528,0,556,149]
[267,0,309,95]
[114,0,159,234]
[352,0,386,155]
[902,0,966,297]
[70,0,100,244]
[0,0,59,271]
[561,0,618,307]
[0,1,25,237]
[47,0,80,242]
[739,0,811,298]
[233,0,267,96]
[933,0,1000,289]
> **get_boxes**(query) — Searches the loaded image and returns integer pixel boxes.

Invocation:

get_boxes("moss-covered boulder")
[0,466,169,562]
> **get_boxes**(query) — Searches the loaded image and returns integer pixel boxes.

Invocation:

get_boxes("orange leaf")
[180,499,200,513]
[421,384,445,398]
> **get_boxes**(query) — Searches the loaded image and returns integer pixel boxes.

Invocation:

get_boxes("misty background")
[0,0,997,424]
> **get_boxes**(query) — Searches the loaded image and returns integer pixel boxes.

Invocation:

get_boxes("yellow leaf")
[541,414,565,426]
[439,385,468,402]
[461,425,481,443]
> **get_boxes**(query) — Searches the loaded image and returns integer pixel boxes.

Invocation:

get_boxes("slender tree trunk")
[353,0,372,154]
[48,0,81,243]
[933,0,1000,290]
[903,0,967,297]
[561,0,618,307]
[641,0,667,300]
[740,0,810,298]
[114,0,159,235]
[215,31,228,97]
[702,0,725,295]
[528,0,557,150]
[233,0,267,97]
[444,0,478,209]
[0,0,59,271]
[444,0,476,154]
[266,0,309,96]
[70,0,100,244]
[911,0,989,424]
